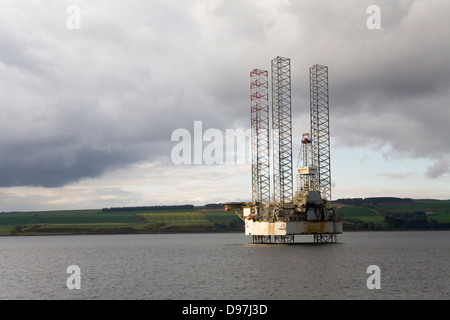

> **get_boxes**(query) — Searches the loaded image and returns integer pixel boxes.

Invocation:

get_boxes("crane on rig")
[225,57,342,244]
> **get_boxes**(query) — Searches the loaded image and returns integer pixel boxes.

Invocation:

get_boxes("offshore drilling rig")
[225,57,342,244]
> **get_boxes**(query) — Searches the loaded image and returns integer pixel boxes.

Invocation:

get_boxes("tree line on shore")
[333,197,414,206]
[101,205,195,212]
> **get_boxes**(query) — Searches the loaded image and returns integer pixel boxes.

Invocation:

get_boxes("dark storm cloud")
[0,146,132,187]
[0,93,179,187]
[0,1,218,187]
[1,0,449,189]
[316,0,450,177]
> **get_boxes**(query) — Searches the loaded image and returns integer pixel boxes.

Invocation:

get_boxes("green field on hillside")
[335,199,450,230]
[0,209,140,225]
[337,206,378,217]
[137,212,209,225]
[0,207,242,236]
[376,200,450,223]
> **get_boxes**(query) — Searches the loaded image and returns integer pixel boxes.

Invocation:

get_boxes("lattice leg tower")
[274,235,294,244]
[271,57,293,208]
[313,233,337,244]
[310,65,332,206]
[250,69,271,204]
[253,235,272,244]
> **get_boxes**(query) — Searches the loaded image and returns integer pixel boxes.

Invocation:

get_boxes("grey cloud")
[1,0,449,189]
[426,158,450,179]
[324,1,450,177]
[0,147,132,187]
[377,172,416,179]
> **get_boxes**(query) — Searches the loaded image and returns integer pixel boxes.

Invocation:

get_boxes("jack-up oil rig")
[225,57,342,244]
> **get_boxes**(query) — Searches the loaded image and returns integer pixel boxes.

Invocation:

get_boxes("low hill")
[1,199,449,235]
[0,204,243,236]
[334,198,450,231]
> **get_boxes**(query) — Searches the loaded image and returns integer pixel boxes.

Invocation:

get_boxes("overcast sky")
[1,0,449,211]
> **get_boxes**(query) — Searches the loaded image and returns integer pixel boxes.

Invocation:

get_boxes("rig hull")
[245,220,343,236]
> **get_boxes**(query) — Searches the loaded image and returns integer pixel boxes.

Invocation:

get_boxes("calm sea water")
[0,231,448,300]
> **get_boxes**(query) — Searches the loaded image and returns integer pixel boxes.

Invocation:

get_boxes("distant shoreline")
[2,229,449,238]
[1,198,449,236]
